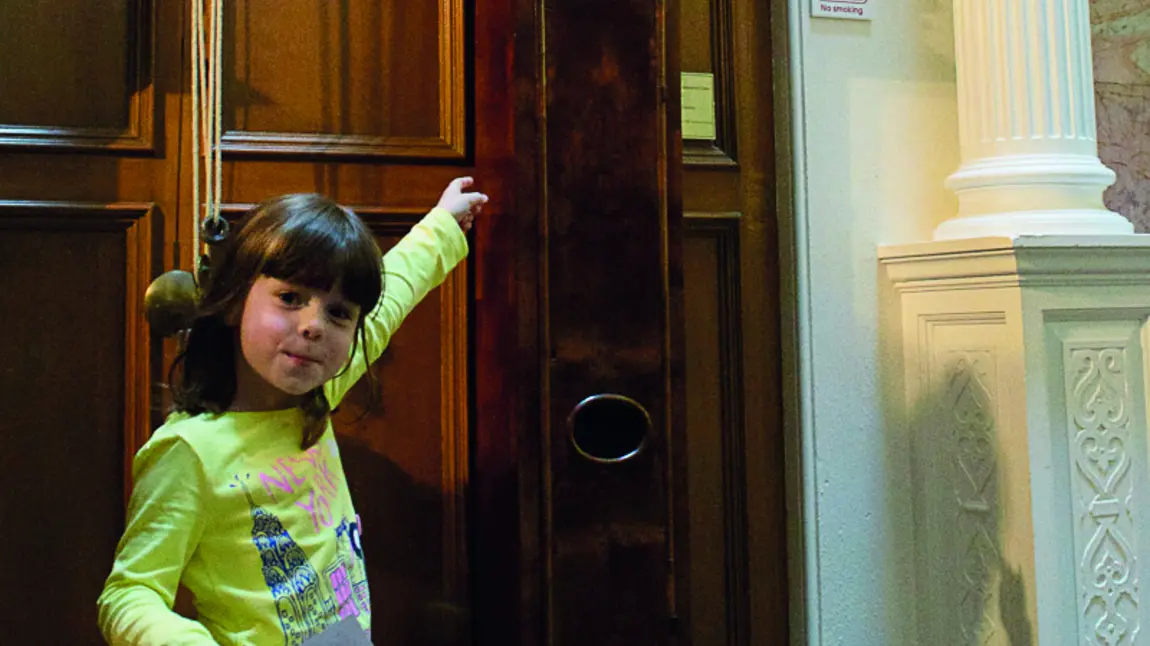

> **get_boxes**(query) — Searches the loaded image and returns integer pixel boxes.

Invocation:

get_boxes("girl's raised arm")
[323,178,485,408]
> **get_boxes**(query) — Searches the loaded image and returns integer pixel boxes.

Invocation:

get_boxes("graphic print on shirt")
[256,439,370,615]
[347,515,369,620]
[231,440,372,644]
[326,517,369,620]
[235,475,329,645]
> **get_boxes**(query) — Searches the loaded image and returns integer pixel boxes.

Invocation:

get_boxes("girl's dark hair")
[170,193,383,448]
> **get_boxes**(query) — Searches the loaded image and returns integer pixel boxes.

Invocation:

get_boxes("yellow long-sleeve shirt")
[98,207,467,645]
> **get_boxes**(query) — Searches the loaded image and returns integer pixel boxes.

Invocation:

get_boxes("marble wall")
[1093,0,1150,230]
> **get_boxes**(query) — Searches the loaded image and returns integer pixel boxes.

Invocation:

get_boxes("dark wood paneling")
[681,0,736,167]
[684,212,749,646]
[470,0,536,643]
[220,0,465,158]
[0,0,155,151]
[0,201,154,644]
[542,0,682,643]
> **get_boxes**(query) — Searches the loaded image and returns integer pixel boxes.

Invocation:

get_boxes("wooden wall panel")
[683,213,749,646]
[0,0,154,151]
[680,0,789,637]
[0,201,154,644]
[222,0,465,158]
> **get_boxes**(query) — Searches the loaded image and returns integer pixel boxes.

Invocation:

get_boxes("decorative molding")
[219,132,466,160]
[0,0,155,152]
[220,1,465,159]
[219,203,428,228]
[891,240,1150,642]
[914,312,1007,642]
[686,211,749,645]
[0,200,155,506]
[881,236,1150,292]
[944,348,1003,644]
[1063,343,1140,644]
[684,0,737,168]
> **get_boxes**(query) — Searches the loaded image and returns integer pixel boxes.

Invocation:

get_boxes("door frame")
[768,0,809,644]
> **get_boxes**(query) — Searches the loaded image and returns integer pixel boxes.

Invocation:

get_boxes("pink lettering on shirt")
[295,489,334,531]
[260,466,295,500]
[253,441,344,533]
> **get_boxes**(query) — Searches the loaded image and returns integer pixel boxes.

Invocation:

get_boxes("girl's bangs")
[259,205,382,312]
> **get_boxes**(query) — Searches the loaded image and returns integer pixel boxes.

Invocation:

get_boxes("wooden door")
[0,0,518,643]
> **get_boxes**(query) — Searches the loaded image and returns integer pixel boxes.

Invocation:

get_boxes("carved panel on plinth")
[945,348,1003,644]
[1055,325,1144,645]
[915,312,1008,645]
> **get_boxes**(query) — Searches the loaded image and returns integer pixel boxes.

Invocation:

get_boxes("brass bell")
[144,269,199,337]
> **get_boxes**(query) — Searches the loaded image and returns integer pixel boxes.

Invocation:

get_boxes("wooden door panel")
[541,0,683,643]
[0,3,178,642]
[0,202,155,642]
[222,0,465,157]
[0,0,154,150]
[683,214,751,645]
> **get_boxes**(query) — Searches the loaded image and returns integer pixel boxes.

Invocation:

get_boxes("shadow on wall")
[903,352,1035,645]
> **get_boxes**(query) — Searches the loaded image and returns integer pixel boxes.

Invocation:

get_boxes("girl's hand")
[436,177,488,233]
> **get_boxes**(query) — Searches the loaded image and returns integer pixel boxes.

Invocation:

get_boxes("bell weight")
[144,270,198,337]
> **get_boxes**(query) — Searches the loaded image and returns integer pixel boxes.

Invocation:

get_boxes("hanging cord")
[213,0,224,237]
[140,0,225,338]
[190,0,227,283]
[190,0,201,273]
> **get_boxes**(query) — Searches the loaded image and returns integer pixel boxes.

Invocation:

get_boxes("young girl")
[97,177,487,645]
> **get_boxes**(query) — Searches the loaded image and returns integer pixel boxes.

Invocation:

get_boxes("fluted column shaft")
[937,0,1133,239]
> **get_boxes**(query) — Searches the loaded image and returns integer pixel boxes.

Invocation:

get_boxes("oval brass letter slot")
[567,394,651,463]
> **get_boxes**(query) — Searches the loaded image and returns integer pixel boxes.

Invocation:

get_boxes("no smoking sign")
[813,0,872,21]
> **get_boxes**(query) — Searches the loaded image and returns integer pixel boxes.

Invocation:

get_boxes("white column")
[937,0,1133,240]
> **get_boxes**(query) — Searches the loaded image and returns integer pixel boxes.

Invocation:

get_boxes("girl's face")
[231,275,361,411]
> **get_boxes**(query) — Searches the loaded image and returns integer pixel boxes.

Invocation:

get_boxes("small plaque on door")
[680,72,716,141]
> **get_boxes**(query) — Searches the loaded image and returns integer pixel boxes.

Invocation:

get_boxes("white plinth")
[881,235,1150,644]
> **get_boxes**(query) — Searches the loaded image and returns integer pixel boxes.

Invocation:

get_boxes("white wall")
[787,0,960,643]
